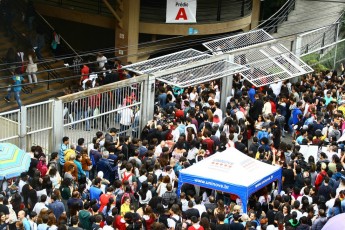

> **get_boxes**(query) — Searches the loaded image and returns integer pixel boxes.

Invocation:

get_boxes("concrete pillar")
[220,55,234,113]
[294,35,302,57]
[115,0,140,64]
[251,0,261,29]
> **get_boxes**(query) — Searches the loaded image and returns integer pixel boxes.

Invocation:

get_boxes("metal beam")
[103,0,123,28]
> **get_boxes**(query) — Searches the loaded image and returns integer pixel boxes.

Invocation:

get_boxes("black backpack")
[170,216,182,229]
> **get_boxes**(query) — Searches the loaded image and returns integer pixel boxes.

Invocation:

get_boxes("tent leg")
[239,195,248,214]
[277,179,282,194]
[177,178,183,197]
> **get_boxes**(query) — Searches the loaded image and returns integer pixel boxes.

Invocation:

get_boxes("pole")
[333,22,340,69]
[47,72,50,90]
[217,0,222,21]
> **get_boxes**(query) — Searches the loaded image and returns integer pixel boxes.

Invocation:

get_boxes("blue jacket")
[48,200,65,220]
[97,158,117,181]
[248,88,256,103]
[89,186,103,202]
[292,108,302,125]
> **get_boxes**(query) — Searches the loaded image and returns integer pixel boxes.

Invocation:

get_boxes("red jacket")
[315,170,327,190]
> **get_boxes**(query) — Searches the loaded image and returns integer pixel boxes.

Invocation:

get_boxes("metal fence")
[25,100,54,153]
[0,75,149,154]
[0,109,21,146]
[58,76,147,150]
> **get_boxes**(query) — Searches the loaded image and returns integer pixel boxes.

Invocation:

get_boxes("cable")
[0,19,341,82]
[0,1,343,69]
[1,26,345,90]
[0,3,343,79]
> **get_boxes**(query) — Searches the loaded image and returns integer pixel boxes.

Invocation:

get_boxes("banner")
[166,0,197,23]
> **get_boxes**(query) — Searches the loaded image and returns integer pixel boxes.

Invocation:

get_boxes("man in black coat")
[250,94,264,121]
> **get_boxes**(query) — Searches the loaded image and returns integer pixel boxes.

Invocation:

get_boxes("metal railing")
[33,0,116,17]
[258,0,296,33]
[35,11,82,62]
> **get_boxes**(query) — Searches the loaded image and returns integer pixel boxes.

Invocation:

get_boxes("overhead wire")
[0,0,343,68]
[0,2,343,84]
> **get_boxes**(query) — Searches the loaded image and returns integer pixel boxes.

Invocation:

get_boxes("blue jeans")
[6,90,22,108]
[288,116,293,133]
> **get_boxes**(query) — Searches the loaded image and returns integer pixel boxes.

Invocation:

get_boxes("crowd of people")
[2,68,345,230]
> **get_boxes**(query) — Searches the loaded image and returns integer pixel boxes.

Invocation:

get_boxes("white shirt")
[172,129,180,142]
[189,92,198,107]
[119,107,134,126]
[262,102,272,115]
[213,108,223,122]
[291,209,303,221]
[18,179,27,194]
[33,202,48,215]
[297,195,313,205]
[194,204,207,217]
[258,195,271,205]
[167,214,181,228]
[187,147,198,161]
[103,225,113,230]
[326,198,335,211]
[97,56,107,69]
[270,81,282,97]
[181,199,189,212]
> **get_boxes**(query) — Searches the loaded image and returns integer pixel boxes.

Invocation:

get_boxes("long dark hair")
[138,181,149,200]
[106,197,114,213]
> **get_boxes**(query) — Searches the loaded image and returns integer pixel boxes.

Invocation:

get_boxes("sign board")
[299,145,319,161]
[166,0,197,23]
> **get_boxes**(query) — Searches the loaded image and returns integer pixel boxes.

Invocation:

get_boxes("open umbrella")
[322,213,345,230]
[0,143,31,179]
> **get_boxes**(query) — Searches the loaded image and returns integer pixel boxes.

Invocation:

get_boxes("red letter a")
[175,8,187,20]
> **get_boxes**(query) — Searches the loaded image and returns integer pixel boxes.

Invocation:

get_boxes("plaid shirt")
[162,191,177,206]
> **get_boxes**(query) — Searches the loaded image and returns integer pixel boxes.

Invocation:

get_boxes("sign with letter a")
[166,0,197,23]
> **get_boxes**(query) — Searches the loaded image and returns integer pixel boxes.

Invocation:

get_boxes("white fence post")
[141,74,155,131]
[19,106,27,150]
[52,99,64,152]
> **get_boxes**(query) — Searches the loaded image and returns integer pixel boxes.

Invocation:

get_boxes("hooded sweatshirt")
[78,209,92,230]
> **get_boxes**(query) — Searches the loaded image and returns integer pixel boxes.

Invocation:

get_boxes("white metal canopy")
[203,29,274,54]
[153,59,249,88]
[235,44,314,87]
[123,48,211,75]
[203,30,314,87]
[123,30,313,88]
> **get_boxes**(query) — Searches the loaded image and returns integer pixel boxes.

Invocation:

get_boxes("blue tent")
[177,147,282,213]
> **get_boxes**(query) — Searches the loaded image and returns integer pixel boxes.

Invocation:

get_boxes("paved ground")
[272,0,345,48]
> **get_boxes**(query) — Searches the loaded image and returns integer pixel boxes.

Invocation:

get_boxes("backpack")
[37,160,48,176]
[90,150,97,167]
[224,213,233,224]
[122,171,133,182]
[170,216,182,229]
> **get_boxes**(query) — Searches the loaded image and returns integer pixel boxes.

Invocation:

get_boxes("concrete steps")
[0,18,76,112]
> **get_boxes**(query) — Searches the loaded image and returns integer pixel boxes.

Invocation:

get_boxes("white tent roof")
[181,147,280,187]
[178,147,282,212]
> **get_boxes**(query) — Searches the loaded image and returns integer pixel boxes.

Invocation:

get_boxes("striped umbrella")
[0,143,31,180]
